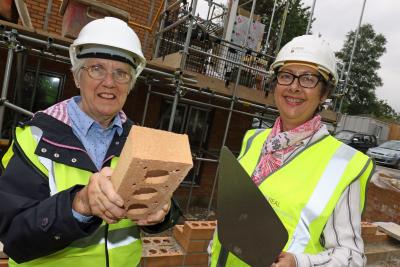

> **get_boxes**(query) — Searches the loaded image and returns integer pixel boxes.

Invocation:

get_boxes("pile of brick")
[362,221,400,266]
[141,221,216,267]
[363,182,400,225]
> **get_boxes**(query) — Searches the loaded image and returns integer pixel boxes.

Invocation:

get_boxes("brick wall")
[141,221,216,267]
[363,183,400,224]
[23,0,161,58]
[173,108,253,208]
[25,0,62,33]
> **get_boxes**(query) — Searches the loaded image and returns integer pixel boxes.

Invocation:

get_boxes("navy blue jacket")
[0,112,180,263]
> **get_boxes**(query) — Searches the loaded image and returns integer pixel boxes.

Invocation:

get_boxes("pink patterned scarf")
[251,115,322,185]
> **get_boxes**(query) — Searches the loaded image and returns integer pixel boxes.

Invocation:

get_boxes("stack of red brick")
[141,221,216,267]
[362,221,400,264]
[362,221,389,243]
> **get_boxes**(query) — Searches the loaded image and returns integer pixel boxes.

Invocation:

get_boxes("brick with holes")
[141,237,184,267]
[111,125,193,220]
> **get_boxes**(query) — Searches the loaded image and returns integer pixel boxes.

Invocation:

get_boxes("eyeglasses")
[276,71,322,88]
[81,65,132,84]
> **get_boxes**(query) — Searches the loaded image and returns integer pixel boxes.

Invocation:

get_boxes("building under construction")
[0,0,400,266]
[0,0,341,211]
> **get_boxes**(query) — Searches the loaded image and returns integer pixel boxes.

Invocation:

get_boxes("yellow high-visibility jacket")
[2,123,142,267]
[211,128,373,266]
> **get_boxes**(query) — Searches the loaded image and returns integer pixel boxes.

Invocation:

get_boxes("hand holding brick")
[111,126,193,221]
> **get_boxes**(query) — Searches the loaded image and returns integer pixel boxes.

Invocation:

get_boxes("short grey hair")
[71,58,137,91]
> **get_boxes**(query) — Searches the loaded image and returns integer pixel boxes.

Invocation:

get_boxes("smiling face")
[76,58,132,128]
[273,64,328,131]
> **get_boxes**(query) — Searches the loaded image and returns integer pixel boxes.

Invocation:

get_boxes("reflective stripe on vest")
[69,224,140,249]
[210,128,372,266]
[286,144,357,252]
[238,128,264,161]
[29,127,58,196]
[7,125,142,267]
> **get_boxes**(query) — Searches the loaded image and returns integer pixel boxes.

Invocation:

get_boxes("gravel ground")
[367,258,400,267]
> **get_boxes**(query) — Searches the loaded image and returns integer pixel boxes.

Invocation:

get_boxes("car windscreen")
[335,131,353,140]
[379,141,400,151]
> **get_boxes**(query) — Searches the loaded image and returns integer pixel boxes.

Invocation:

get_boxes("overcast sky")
[302,0,400,112]
[196,0,400,112]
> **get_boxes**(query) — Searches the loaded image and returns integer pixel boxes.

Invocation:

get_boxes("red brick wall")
[363,183,400,224]
[23,0,161,58]
[25,0,62,34]
[174,107,253,208]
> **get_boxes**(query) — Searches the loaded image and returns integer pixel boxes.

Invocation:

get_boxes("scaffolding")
[0,0,284,217]
[151,0,282,214]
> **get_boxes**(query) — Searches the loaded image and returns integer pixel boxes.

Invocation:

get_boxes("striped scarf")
[251,115,322,185]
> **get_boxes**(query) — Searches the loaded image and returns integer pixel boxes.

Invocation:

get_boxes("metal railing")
[155,9,274,93]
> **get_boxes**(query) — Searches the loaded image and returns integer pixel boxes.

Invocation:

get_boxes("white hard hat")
[270,35,338,86]
[69,17,146,79]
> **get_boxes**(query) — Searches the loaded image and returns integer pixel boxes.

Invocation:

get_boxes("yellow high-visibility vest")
[211,128,373,266]
[3,126,142,267]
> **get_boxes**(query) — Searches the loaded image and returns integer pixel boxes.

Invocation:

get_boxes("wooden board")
[14,0,33,29]
[150,52,183,70]
[59,0,129,19]
[0,18,34,33]
[376,222,400,241]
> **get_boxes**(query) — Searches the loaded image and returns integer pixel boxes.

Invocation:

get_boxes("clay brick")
[183,252,209,266]
[111,126,193,220]
[141,237,184,267]
[363,183,400,224]
[361,221,377,235]
[173,224,208,253]
[183,221,217,240]
[363,230,389,243]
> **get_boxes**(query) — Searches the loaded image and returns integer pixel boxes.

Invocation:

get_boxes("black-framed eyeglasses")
[81,65,132,84]
[276,71,322,88]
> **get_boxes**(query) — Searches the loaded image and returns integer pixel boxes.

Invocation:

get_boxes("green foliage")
[336,24,399,121]
[258,0,311,56]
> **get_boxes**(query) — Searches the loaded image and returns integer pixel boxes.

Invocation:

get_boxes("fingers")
[136,200,171,226]
[97,170,124,208]
[85,168,126,224]
[136,209,164,226]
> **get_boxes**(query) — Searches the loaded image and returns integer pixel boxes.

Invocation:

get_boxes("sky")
[196,0,400,112]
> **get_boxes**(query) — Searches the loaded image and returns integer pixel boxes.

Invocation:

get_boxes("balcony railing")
[156,17,273,93]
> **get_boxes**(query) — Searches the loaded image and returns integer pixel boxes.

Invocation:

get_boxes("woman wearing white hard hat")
[210,35,373,266]
[0,17,180,267]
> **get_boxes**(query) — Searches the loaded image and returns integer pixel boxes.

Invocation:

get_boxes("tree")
[336,24,388,117]
[258,0,311,57]
[373,99,400,122]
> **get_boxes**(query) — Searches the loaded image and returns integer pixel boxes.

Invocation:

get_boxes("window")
[158,100,212,185]
[252,112,275,129]
[19,69,64,112]
[1,69,65,138]
[363,135,371,143]
[353,134,363,143]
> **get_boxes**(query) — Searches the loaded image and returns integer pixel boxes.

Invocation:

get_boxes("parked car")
[367,140,400,169]
[335,131,378,153]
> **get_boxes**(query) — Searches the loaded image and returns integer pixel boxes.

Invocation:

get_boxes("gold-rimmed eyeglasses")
[81,65,132,84]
